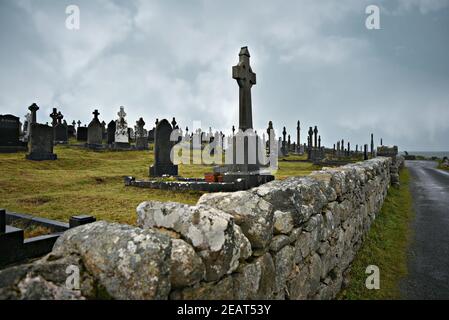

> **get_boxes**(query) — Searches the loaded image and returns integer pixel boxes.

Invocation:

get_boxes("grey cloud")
[0,0,448,151]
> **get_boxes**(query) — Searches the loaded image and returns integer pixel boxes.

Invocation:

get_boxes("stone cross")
[72,120,76,127]
[77,120,81,128]
[267,121,274,142]
[93,109,100,119]
[57,112,63,125]
[155,119,159,126]
[28,103,39,124]
[117,107,126,120]
[313,126,318,148]
[308,127,313,148]
[172,117,177,129]
[296,121,300,148]
[50,108,58,127]
[318,135,321,149]
[233,46,256,131]
[282,127,287,143]
[288,134,291,148]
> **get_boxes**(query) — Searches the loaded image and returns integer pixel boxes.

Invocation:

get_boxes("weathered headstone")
[135,118,148,150]
[282,126,288,156]
[49,108,58,127]
[54,112,68,144]
[114,107,130,148]
[67,120,76,138]
[87,109,103,148]
[0,114,27,153]
[107,120,116,145]
[26,123,57,160]
[149,119,178,177]
[77,126,88,142]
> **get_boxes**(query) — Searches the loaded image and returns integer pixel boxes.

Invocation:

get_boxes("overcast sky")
[1,0,448,151]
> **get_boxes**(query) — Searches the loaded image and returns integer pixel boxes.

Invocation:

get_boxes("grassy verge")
[437,160,449,171]
[338,168,414,299]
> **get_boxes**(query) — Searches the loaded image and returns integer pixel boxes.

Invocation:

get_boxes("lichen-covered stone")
[170,276,235,300]
[273,245,295,294]
[170,239,205,289]
[52,221,172,300]
[273,210,294,235]
[197,191,274,249]
[136,201,244,281]
[233,253,275,299]
[269,235,290,252]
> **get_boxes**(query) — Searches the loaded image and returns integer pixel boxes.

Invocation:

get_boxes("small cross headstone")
[49,108,58,127]
[87,109,103,147]
[296,121,300,152]
[135,117,148,150]
[54,112,68,144]
[28,103,39,124]
[114,106,129,147]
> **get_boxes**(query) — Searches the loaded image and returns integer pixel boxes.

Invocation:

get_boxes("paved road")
[400,161,449,299]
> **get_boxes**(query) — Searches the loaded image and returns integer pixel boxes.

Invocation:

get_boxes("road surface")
[400,160,449,299]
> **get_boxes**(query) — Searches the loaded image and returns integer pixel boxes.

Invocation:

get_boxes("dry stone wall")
[0,156,404,300]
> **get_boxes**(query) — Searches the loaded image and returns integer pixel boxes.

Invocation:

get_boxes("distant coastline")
[400,151,449,158]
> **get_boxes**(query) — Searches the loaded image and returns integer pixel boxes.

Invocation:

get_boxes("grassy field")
[338,168,414,299]
[0,144,319,225]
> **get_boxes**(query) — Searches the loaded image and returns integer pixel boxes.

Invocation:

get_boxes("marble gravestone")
[135,118,148,150]
[114,107,130,149]
[149,119,178,177]
[87,110,103,148]
[0,114,27,153]
[26,123,57,161]
[107,120,116,145]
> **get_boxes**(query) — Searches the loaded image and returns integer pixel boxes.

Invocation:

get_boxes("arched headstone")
[149,119,178,177]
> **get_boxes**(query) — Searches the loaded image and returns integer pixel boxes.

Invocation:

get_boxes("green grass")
[0,144,318,225]
[437,160,449,171]
[338,168,414,299]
